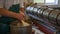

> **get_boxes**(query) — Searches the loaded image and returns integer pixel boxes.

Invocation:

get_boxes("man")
[0,8,24,21]
[0,0,24,34]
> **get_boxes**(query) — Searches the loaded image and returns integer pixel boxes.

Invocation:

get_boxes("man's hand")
[0,8,25,21]
[17,12,25,20]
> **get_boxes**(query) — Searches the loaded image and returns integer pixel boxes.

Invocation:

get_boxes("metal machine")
[25,6,60,34]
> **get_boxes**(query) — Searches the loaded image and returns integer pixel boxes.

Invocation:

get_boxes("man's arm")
[0,8,24,20]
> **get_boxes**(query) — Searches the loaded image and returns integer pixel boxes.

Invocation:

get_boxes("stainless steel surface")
[26,6,34,15]
[10,20,32,34]
[26,6,60,34]
[49,11,60,25]
[42,9,52,21]
[57,14,60,26]
[29,7,34,15]
[26,6,31,14]
[26,6,60,26]
[33,7,38,16]
[38,8,44,18]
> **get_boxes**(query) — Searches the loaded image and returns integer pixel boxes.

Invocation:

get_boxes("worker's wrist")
[13,13,19,19]
[10,12,20,19]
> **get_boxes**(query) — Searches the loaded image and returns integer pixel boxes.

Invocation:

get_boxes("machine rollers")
[38,8,45,19]
[26,6,31,14]
[42,9,53,22]
[48,10,60,25]
[26,6,34,14]
[26,6,60,26]
[57,14,60,26]
[29,7,34,15]
[33,7,38,16]
[40,9,60,25]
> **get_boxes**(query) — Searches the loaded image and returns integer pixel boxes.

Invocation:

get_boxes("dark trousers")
[0,23,10,34]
